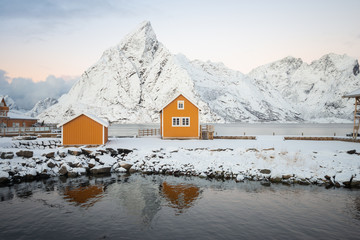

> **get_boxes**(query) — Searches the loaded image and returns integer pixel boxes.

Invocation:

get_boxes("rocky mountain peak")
[117,21,159,63]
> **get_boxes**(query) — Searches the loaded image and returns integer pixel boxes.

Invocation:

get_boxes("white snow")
[2,136,357,186]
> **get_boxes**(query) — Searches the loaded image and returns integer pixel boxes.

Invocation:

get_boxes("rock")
[324,175,331,180]
[97,150,108,155]
[298,179,311,185]
[81,148,93,156]
[1,152,14,159]
[270,177,282,183]
[45,152,55,158]
[90,166,111,175]
[115,167,127,173]
[88,159,96,168]
[119,163,133,171]
[67,171,78,178]
[347,149,356,154]
[47,160,56,168]
[262,148,275,151]
[129,168,137,174]
[0,171,9,184]
[16,150,33,158]
[59,165,68,176]
[246,148,259,152]
[282,174,292,179]
[106,148,118,157]
[350,179,360,188]
[68,149,82,156]
[0,177,9,184]
[58,151,67,158]
[260,169,271,174]
[261,181,271,186]
[117,148,133,156]
[235,174,245,182]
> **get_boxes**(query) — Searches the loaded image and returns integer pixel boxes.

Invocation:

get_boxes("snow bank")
[0,137,359,188]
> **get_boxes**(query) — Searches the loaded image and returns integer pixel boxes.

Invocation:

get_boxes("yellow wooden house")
[57,113,109,146]
[159,93,200,139]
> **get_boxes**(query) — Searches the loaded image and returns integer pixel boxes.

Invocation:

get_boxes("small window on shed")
[178,101,184,110]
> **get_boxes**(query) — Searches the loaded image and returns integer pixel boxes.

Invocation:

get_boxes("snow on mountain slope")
[248,54,360,122]
[39,21,301,124]
[26,98,58,117]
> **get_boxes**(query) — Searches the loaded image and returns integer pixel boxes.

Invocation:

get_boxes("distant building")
[57,113,109,145]
[343,88,360,139]
[159,93,200,139]
[0,98,37,128]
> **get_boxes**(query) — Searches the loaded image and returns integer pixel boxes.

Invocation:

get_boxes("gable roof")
[57,112,109,128]
[343,88,360,98]
[0,98,7,107]
[159,93,201,112]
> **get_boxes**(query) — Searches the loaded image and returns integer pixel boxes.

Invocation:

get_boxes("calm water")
[0,174,359,240]
[109,123,354,137]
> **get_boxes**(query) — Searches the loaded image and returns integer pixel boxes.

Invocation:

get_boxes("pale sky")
[0,0,360,83]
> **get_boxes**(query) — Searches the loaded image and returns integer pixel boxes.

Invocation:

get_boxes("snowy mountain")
[248,54,360,122]
[0,95,19,110]
[39,21,302,124]
[26,97,58,117]
[38,21,359,124]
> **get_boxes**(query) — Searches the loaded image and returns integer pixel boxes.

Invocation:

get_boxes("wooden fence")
[1,126,52,137]
[138,128,160,137]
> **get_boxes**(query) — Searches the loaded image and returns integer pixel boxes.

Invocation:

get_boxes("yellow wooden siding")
[162,95,199,139]
[63,114,104,145]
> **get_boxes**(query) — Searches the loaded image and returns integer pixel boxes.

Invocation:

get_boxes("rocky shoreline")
[1,138,359,189]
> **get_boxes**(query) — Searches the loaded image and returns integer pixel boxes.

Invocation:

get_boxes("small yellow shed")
[159,93,200,139]
[58,113,109,146]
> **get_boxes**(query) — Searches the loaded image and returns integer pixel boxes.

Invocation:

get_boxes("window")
[172,117,190,127]
[13,123,19,128]
[182,117,190,126]
[177,101,184,110]
[172,117,180,126]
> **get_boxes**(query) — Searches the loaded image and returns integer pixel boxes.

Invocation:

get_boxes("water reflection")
[161,182,201,214]
[107,175,162,225]
[63,185,104,208]
[0,174,359,240]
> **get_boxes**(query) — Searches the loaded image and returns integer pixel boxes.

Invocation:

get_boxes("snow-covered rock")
[26,97,58,117]
[248,54,360,122]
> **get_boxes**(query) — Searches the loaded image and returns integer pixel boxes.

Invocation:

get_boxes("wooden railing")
[138,128,160,137]
[1,127,52,136]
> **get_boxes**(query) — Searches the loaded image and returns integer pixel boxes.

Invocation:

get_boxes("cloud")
[0,0,134,20]
[0,70,77,110]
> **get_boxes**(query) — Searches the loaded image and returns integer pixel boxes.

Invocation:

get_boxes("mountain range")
[30,21,360,124]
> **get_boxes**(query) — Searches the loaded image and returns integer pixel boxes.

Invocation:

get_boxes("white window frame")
[177,101,184,110]
[172,117,190,127]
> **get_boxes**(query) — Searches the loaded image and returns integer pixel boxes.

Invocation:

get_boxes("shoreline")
[0,136,359,188]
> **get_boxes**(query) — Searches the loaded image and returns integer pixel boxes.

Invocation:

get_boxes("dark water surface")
[0,174,359,240]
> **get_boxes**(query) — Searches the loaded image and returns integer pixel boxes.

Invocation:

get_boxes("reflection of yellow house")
[63,185,104,208]
[161,182,200,212]
[159,94,200,139]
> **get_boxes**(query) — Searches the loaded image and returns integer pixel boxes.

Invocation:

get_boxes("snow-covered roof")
[159,93,201,112]
[8,111,37,120]
[57,113,109,128]
[343,88,360,98]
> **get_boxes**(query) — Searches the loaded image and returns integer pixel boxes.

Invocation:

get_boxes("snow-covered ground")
[0,136,359,188]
